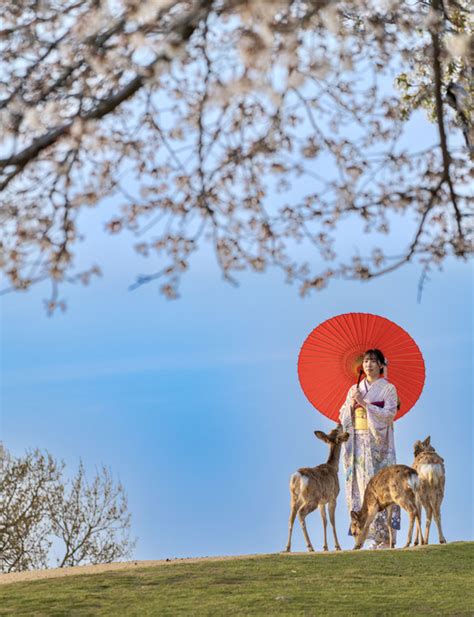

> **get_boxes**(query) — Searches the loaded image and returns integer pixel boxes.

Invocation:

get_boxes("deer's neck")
[326,443,342,470]
[358,494,370,525]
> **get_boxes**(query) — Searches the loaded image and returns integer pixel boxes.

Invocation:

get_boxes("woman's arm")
[339,385,356,430]
[364,383,398,429]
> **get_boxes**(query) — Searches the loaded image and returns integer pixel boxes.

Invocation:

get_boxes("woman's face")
[363,354,382,379]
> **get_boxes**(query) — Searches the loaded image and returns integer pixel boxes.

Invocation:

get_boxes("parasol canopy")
[298,312,425,422]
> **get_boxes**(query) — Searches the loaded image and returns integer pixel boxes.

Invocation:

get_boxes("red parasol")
[298,313,425,422]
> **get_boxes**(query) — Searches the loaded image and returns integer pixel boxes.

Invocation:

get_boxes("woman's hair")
[357,348,386,385]
[363,348,386,369]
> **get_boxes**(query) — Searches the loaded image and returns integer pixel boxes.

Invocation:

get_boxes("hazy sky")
[1,62,473,562]
[2,204,472,558]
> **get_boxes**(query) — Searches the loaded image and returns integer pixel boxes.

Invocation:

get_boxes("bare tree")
[0,0,471,311]
[0,448,60,572]
[47,462,134,568]
[0,446,135,572]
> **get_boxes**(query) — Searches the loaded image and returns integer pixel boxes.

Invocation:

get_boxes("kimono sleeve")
[366,383,398,429]
[338,384,356,431]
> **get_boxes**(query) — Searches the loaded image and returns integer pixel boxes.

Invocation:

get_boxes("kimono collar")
[361,377,387,392]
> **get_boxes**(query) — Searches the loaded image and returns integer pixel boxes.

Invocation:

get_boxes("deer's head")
[314,424,349,445]
[413,435,434,458]
[350,510,363,539]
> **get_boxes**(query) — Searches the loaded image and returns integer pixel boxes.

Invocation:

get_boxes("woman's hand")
[353,391,367,408]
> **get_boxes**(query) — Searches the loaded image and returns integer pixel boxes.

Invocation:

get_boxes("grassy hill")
[0,542,472,616]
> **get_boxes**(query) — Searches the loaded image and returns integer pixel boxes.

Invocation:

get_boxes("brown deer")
[285,425,349,553]
[350,464,424,549]
[412,436,446,545]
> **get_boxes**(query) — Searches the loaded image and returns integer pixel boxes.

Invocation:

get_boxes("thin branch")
[430,0,464,239]
[0,1,214,189]
[363,178,444,279]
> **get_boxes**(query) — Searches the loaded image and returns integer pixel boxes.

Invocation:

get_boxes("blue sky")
[1,56,472,559]
[1,206,472,557]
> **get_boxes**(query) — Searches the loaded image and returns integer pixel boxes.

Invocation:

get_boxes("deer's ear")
[423,436,431,447]
[413,440,423,457]
[339,432,350,443]
[350,510,359,522]
[314,431,329,443]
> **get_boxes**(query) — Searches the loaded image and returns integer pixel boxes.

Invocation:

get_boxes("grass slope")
[0,542,472,616]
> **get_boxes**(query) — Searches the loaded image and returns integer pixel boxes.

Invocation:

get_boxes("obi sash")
[354,407,367,430]
[354,401,385,430]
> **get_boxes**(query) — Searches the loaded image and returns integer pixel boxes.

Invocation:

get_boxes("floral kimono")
[339,377,400,547]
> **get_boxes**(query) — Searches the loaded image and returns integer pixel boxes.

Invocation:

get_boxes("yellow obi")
[354,406,368,430]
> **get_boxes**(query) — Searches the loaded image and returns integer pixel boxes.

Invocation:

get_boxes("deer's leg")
[433,496,447,544]
[285,501,299,552]
[405,502,424,548]
[414,521,421,547]
[403,507,416,548]
[399,492,422,548]
[328,499,341,551]
[413,508,421,546]
[423,503,433,546]
[415,502,424,546]
[386,505,394,549]
[413,497,422,546]
[298,504,316,552]
[319,504,328,551]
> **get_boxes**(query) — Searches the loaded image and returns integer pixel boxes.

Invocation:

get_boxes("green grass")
[1,542,472,616]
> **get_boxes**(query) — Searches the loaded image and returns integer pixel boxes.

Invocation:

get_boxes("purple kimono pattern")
[339,377,401,546]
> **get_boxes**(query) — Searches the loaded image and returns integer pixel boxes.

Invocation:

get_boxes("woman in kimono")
[339,349,400,548]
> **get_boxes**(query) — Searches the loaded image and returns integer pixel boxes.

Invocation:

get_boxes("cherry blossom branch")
[430,0,464,244]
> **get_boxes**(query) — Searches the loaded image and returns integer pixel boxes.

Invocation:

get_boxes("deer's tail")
[407,471,420,493]
[290,471,310,497]
[416,463,445,487]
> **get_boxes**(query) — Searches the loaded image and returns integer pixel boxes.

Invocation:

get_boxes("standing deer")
[350,464,424,549]
[285,424,349,553]
[412,436,446,545]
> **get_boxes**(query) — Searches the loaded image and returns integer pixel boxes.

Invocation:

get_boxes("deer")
[412,436,446,545]
[284,424,349,553]
[350,464,425,550]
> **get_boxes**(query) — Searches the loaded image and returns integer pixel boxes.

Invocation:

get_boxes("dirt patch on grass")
[0,553,278,585]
